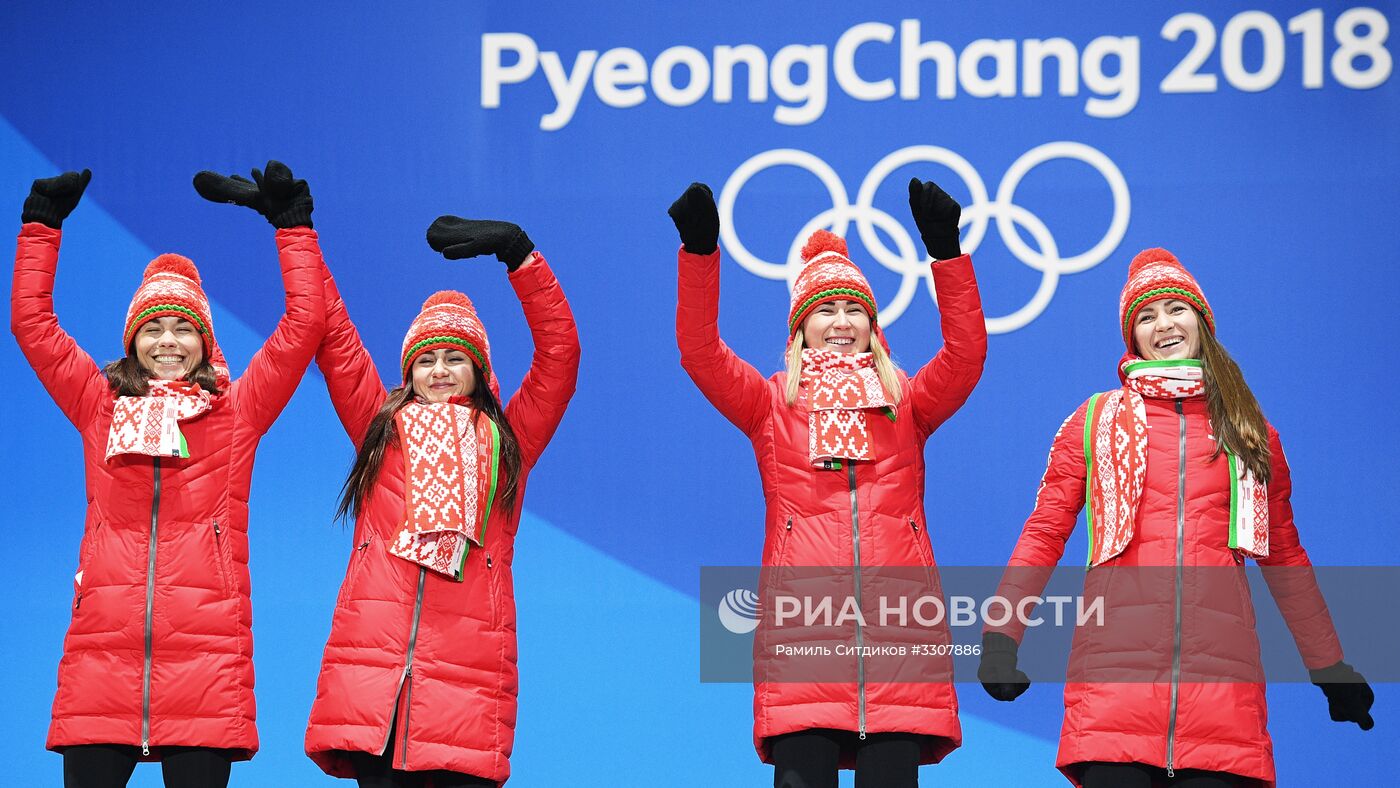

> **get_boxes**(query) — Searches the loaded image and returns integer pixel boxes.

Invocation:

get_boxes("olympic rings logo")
[717,143,1131,334]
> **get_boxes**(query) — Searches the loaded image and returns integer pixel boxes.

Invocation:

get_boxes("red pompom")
[421,290,475,311]
[800,229,849,263]
[143,253,201,282]
[1129,247,1180,276]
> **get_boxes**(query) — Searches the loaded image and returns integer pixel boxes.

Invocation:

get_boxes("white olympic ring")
[717,142,1130,334]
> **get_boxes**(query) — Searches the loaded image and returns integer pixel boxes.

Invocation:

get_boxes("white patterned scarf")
[391,400,500,580]
[1083,356,1268,566]
[105,379,212,460]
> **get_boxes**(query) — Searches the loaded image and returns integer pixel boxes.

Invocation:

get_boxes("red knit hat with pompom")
[1119,247,1215,351]
[123,253,228,381]
[787,229,879,336]
[401,290,496,396]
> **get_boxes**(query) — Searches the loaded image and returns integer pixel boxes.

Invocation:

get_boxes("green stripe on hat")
[401,336,491,380]
[788,288,879,335]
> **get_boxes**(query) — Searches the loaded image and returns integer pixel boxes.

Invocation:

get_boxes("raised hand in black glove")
[23,169,92,229]
[908,178,962,260]
[667,182,719,255]
[979,632,1030,702]
[426,216,534,271]
[1311,661,1375,730]
[193,160,313,229]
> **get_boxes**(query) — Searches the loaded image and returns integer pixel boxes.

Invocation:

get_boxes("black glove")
[426,216,534,271]
[908,178,962,260]
[193,160,313,229]
[979,632,1030,702]
[667,182,719,255]
[1311,660,1375,730]
[22,169,92,229]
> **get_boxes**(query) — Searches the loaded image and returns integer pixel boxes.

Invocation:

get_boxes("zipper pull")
[909,518,919,532]
[1167,765,1175,779]
[485,552,493,569]
[74,592,82,610]
[213,519,221,536]
[142,744,150,757]
[357,539,371,551]
[785,517,793,531]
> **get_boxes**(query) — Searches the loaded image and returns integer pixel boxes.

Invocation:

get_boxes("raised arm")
[426,215,580,468]
[10,170,108,429]
[905,179,988,436]
[670,182,772,435]
[314,257,387,448]
[193,161,327,434]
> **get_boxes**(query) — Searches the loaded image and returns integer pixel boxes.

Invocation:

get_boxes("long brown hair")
[1197,317,1271,483]
[336,377,522,523]
[103,354,223,397]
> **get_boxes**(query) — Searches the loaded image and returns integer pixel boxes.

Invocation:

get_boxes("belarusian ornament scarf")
[391,400,500,581]
[800,348,894,469]
[1083,355,1268,566]
[105,379,212,460]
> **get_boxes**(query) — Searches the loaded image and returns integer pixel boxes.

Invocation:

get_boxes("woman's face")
[410,347,478,402]
[802,299,872,354]
[133,316,205,380]
[1133,298,1202,361]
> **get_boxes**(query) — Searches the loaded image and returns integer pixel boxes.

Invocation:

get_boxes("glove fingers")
[263,160,292,182]
[441,240,490,260]
[250,168,266,191]
[193,172,258,205]
[427,216,471,251]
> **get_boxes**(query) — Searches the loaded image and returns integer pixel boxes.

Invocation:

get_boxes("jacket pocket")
[908,517,935,566]
[337,533,374,609]
[211,519,232,596]
[74,521,104,610]
[771,516,795,566]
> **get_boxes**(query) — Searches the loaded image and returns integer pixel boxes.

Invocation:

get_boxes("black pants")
[1080,761,1246,788]
[772,728,923,788]
[63,745,232,788]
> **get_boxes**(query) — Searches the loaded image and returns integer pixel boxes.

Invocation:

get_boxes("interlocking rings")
[717,142,1131,334]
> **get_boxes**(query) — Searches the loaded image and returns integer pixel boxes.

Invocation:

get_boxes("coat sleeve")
[10,223,108,429]
[908,254,987,437]
[987,400,1089,643]
[230,226,328,434]
[502,252,581,469]
[1256,426,1345,670]
[675,247,772,436]
[314,256,387,449]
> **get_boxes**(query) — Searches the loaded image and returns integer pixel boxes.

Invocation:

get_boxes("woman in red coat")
[11,163,326,788]
[979,248,1375,787]
[668,181,987,788]
[302,215,579,787]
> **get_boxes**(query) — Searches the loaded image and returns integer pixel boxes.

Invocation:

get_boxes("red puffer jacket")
[304,252,579,784]
[998,393,1343,787]
[677,248,986,766]
[11,223,326,759]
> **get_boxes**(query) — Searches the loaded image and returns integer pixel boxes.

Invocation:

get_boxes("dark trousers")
[63,745,232,788]
[1080,761,1246,788]
[772,728,923,788]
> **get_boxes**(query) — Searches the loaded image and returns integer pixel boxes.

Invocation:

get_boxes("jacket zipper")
[848,462,866,739]
[141,457,161,756]
[1166,401,1186,777]
[386,566,428,768]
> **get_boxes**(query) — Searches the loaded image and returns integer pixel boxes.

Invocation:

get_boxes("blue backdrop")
[2,3,1396,785]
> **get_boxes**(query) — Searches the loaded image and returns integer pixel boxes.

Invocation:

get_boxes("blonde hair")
[784,330,903,406]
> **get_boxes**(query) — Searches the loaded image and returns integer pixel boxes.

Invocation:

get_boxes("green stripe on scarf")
[1082,393,1102,567]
